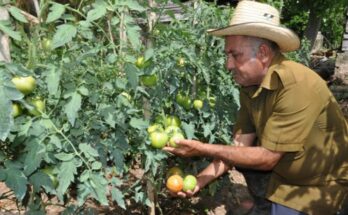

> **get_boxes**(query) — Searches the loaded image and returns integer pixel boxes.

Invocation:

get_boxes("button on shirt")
[233,54,348,214]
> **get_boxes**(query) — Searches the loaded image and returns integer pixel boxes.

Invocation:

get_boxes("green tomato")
[12,103,22,117]
[11,76,36,95]
[150,131,169,149]
[42,167,58,188]
[140,74,157,87]
[208,96,216,108]
[120,92,131,101]
[42,38,52,51]
[147,123,164,133]
[28,98,45,116]
[183,175,197,192]
[193,99,203,110]
[169,132,185,148]
[165,125,183,137]
[176,93,185,106]
[182,97,192,110]
[177,57,185,67]
[135,56,145,68]
[165,115,181,127]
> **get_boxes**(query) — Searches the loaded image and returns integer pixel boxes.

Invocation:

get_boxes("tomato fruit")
[140,74,157,87]
[135,56,145,68]
[165,126,182,137]
[11,76,36,95]
[166,175,183,193]
[28,98,45,116]
[165,115,181,127]
[183,175,197,192]
[182,97,191,110]
[208,96,216,108]
[177,57,185,67]
[175,93,185,106]
[150,131,169,149]
[193,99,203,110]
[42,167,58,188]
[169,132,185,148]
[42,38,52,51]
[12,103,22,117]
[120,92,131,101]
[166,166,184,178]
[147,124,164,133]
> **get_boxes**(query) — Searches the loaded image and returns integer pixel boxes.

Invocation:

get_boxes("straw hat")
[207,0,300,52]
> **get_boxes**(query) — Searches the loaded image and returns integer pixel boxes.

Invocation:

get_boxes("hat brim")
[207,22,300,52]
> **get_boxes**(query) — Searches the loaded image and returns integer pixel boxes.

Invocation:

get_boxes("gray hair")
[245,36,280,57]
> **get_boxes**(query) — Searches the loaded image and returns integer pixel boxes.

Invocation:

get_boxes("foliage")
[0,0,236,213]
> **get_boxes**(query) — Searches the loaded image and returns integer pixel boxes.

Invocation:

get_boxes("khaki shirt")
[234,54,348,214]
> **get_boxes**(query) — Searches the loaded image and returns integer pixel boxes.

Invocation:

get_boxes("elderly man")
[163,1,348,215]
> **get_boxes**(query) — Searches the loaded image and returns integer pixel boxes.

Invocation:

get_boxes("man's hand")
[163,139,204,157]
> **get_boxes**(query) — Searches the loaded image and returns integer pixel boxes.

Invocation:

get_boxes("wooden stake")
[0,7,11,62]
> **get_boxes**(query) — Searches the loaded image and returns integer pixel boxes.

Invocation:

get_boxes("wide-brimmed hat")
[207,0,300,52]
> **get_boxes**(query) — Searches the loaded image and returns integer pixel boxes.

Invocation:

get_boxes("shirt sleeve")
[261,81,325,152]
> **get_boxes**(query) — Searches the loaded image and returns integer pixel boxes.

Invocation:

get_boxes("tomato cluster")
[166,166,197,193]
[11,76,45,117]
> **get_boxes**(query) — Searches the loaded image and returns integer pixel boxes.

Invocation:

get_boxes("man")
[163,1,348,215]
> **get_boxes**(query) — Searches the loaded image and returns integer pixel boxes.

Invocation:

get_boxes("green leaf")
[90,173,108,205]
[8,6,28,23]
[55,152,74,161]
[120,0,146,12]
[182,122,196,140]
[4,168,28,201]
[24,142,46,176]
[112,149,124,174]
[129,118,148,130]
[0,20,21,41]
[29,172,56,194]
[111,187,126,209]
[46,3,66,23]
[91,161,102,170]
[124,63,138,90]
[126,25,141,50]
[87,3,107,22]
[52,24,77,49]
[64,92,82,126]
[0,84,13,141]
[46,66,61,96]
[57,159,77,200]
[79,143,99,158]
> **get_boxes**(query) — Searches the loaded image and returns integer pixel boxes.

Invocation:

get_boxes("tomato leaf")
[112,149,124,174]
[87,1,107,22]
[46,3,66,23]
[79,143,99,158]
[129,117,148,130]
[55,152,74,161]
[120,0,146,12]
[181,122,196,140]
[0,85,13,141]
[45,65,61,96]
[8,6,28,23]
[0,20,21,41]
[23,141,46,176]
[124,63,139,90]
[111,187,126,209]
[89,173,108,205]
[57,159,77,201]
[52,24,77,49]
[29,172,56,194]
[126,25,141,50]
[64,92,82,126]
[3,167,28,201]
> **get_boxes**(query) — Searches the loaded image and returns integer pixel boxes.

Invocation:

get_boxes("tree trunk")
[303,8,322,50]
[0,7,11,62]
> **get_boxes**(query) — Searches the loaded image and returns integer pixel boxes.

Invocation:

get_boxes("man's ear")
[257,44,272,64]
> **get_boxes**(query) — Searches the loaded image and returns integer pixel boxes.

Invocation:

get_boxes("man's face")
[224,35,265,86]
